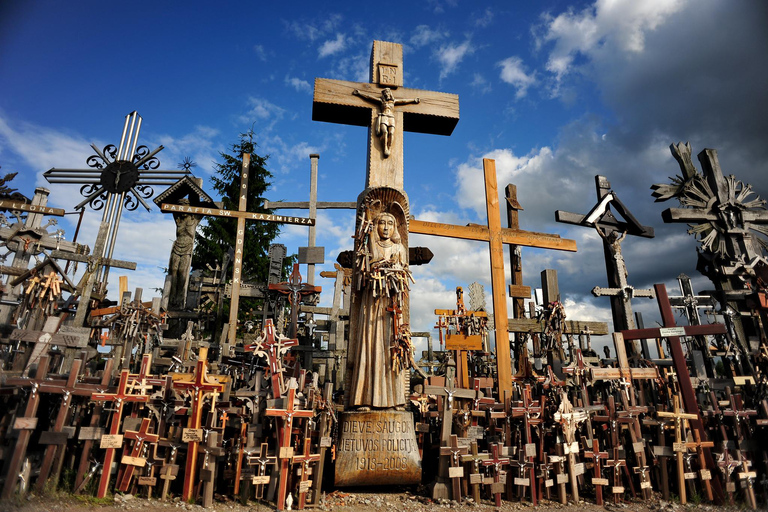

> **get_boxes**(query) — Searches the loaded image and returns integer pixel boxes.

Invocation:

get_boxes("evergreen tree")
[192,130,279,284]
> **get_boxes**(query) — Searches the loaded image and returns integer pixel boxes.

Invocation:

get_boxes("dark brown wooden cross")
[171,346,226,501]
[439,434,468,501]
[605,447,627,503]
[313,40,459,190]
[622,283,726,503]
[269,263,321,339]
[482,442,510,507]
[510,384,544,504]
[583,437,609,505]
[91,368,150,498]
[161,153,315,352]
[410,160,577,401]
[246,442,275,499]
[265,387,314,511]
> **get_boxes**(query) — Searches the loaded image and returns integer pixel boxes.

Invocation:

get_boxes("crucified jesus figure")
[353,87,420,158]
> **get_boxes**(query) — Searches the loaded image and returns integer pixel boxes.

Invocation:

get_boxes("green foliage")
[192,130,279,285]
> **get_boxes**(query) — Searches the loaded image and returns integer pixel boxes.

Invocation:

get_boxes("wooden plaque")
[641,481,652,489]
[490,482,504,494]
[564,441,579,454]
[700,469,711,480]
[200,469,214,482]
[593,478,609,486]
[632,441,644,453]
[320,436,333,447]
[445,334,483,351]
[525,443,536,457]
[514,477,530,486]
[467,426,484,439]
[299,479,312,493]
[138,477,157,486]
[100,434,124,448]
[13,417,38,430]
[684,472,696,480]
[122,417,142,432]
[448,467,464,479]
[457,437,471,448]
[39,431,69,445]
[469,473,482,484]
[79,427,104,440]
[573,462,585,476]
[726,482,736,492]
[482,476,494,485]
[612,486,625,494]
[672,442,686,452]
[659,326,686,337]
[415,423,430,433]
[182,428,203,442]
[556,474,568,484]
[121,455,146,467]
[499,471,507,484]
[252,475,270,485]
[545,479,553,487]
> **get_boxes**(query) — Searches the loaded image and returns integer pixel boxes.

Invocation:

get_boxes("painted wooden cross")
[116,417,159,492]
[657,394,699,504]
[460,440,489,504]
[605,447,627,503]
[265,386,314,511]
[161,153,315,352]
[245,318,298,397]
[246,442,276,499]
[268,263,321,339]
[510,384,545,504]
[410,159,577,401]
[313,40,459,190]
[90,368,151,498]
[171,346,226,501]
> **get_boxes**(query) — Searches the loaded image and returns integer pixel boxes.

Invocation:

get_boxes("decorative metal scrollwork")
[134,145,161,169]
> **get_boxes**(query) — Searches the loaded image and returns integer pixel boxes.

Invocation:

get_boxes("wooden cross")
[268,263,321,339]
[265,387,314,511]
[589,332,660,405]
[161,153,315,352]
[556,174,655,337]
[291,437,321,510]
[313,40,459,190]
[171,346,226,501]
[460,440,489,504]
[583,437,609,505]
[657,394,699,504]
[410,160,577,401]
[9,315,89,375]
[439,434,468,501]
[685,427,716,501]
[722,393,757,442]
[622,283,726,502]
[246,442,276,499]
[1,356,54,499]
[116,417,159,492]
[510,384,544,504]
[246,318,299,397]
[35,357,114,492]
[90,368,151,498]
[605,447,627,503]
[482,442,510,507]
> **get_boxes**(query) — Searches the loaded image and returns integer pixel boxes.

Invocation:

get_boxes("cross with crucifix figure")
[605,447,627,503]
[161,154,315,354]
[246,442,276,499]
[115,417,159,492]
[171,346,227,501]
[439,434,468,501]
[411,160,578,402]
[44,112,188,301]
[291,436,321,509]
[269,263,321,340]
[245,318,298,397]
[557,175,655,348]
[90,368,151,498]
[583,437,609,505]
[510,384,545,504]
[313,41,459,190]
[657,393,699,504]
[265,386,314,511]
[482,442,510,507]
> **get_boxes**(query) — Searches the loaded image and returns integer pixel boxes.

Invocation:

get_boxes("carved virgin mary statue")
[346,188,422,409]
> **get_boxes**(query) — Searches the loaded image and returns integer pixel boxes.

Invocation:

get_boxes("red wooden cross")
[583,437,609,505]
[291,436,321,510]
[116,417,159,492]
[605,447,627,503]
[265,387,314,510]
[246,319,298,397]
[171,347,226,501]
[482,442,510,507]
[91,369,151,498]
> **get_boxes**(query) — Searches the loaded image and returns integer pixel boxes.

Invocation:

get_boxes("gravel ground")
[5,490,746,512]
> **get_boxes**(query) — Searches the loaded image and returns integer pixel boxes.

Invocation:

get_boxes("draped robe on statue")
[346,190,410,409]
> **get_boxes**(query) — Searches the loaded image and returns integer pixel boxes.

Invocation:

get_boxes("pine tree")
[192,130,279,284]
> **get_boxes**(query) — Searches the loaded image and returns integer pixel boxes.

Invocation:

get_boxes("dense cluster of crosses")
[0,39,767,511]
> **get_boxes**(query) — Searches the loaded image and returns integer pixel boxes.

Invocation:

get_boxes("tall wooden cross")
[556,175,655,340]
[410,159,577,401]
[313,40,459,190]
[161,153,315,352]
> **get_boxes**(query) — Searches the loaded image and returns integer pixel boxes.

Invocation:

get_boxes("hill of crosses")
[1,40,767,511]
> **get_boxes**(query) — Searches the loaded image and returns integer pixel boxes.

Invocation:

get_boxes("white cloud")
[410,25,448,48]
[473,7,494,28]
[285,76,312,93]
[318,33,347,58]
[253,44,268,61]
[156,125,221,175]
[435,40,475,80]
[497,56,536,99]
[470,73,492,94]
[239,97,286,129]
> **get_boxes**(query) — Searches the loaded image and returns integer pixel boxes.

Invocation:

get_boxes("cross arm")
[409,220,577,251]
[312,78,459,135]
[506,318,609,335]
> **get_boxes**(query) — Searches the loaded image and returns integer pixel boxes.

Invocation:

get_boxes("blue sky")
[2,1,767,353]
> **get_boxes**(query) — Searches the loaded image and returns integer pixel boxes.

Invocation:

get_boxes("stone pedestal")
[334,410,421,486]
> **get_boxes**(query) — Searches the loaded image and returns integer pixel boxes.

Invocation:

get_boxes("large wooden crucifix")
[410,159,577,401]
[556,175,655,353]
[313,40,459,190]
[161,153,315,353]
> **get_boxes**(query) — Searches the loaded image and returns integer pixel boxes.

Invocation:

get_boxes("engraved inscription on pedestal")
[335,410,421,486]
